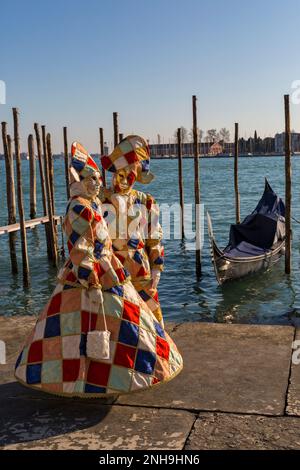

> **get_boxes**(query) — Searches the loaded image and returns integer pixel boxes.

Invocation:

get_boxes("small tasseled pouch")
[86,290,111,360]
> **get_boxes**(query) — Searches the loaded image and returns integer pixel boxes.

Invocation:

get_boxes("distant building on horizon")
[209,142,223,156]
[275,132,300,153]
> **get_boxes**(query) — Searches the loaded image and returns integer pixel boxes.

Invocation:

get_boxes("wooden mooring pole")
[34,122,51,256]
[234,122,240,224]
[7,134,16,220]
[46,132,55,214]
[41,125,48,199]
[99,127,106,187]
[45,133,58,266]
[1,123,18,274]
[28,134,36,219]
[42,125,56,261]
[42,126,55,213]
[113,112,119,148]
[41,126,48,180]
[34,123,47,215]
[13,108,30,286]
[192,95,201,279]
[47,133,57,219]
[41,125,53,259]
[177,127,185,239]
[63,127,70,199]
[284,94,292,274]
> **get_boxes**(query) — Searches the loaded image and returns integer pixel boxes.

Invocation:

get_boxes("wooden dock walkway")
[0,215,61,236]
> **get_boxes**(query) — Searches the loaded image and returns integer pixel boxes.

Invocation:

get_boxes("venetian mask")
[83,172,102,197]
[113,168,137,194]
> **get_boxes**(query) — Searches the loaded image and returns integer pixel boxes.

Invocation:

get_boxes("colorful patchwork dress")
[101,188,164,323]
[14,195,183,398]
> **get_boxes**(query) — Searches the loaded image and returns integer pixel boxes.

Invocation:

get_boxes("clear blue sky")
[1,0,300,152]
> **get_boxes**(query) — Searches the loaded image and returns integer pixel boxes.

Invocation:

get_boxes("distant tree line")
[172,128,277,153]
[173,127,230,144]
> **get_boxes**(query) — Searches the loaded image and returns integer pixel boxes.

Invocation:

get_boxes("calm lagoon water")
[0,156,300,325]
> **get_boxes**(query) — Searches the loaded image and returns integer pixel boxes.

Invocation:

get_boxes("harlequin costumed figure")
[100,135,165,326]
[14,142,182,398]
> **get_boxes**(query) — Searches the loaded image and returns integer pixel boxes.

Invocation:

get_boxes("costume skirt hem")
[14,362,183,399]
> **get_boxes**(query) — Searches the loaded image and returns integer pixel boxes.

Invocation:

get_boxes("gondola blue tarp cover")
[224,180,285,258]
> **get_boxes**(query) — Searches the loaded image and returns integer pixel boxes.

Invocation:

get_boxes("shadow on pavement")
[0,381,116,447]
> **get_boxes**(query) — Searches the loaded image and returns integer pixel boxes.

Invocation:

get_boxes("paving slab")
[117,322,294,415]
[286,328,300,416]
[185,412,300,450]
[0,315,195,453]
[0,317,296,418]
[0,383,195,450]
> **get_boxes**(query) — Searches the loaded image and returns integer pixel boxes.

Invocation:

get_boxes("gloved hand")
[150,269,161,291]
[88,286,104,305]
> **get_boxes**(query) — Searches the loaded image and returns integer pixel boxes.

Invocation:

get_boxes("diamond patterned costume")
[14,142,183,398]
[101,135,164,324]
[101,188,164,323]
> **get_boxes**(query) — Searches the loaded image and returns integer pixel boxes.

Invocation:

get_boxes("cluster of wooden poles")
[177,95,292,280]
[1,109,63,288]
[0,108,124,288]
[0,94,293,290]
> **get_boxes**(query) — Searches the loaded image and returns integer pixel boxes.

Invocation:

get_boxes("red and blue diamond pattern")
[58,196,129,291]
[15,282,183,397]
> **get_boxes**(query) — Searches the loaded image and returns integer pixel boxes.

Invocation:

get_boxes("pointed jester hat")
[69,141,102,183]
[101,135,155,184]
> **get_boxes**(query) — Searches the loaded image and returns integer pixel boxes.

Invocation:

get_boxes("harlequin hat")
[70,141,102,182]
[101,135,155,184]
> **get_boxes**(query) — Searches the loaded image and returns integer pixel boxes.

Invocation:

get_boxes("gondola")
[207,179,286,285]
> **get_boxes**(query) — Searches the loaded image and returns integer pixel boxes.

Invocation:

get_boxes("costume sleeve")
[67,201,101,288]
[145,194,164,272]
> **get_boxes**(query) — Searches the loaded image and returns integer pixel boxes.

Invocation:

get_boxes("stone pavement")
[1,316,300,450]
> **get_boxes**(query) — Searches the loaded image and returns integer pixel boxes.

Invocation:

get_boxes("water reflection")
[214,262,288,323]
[0,157,300,325]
